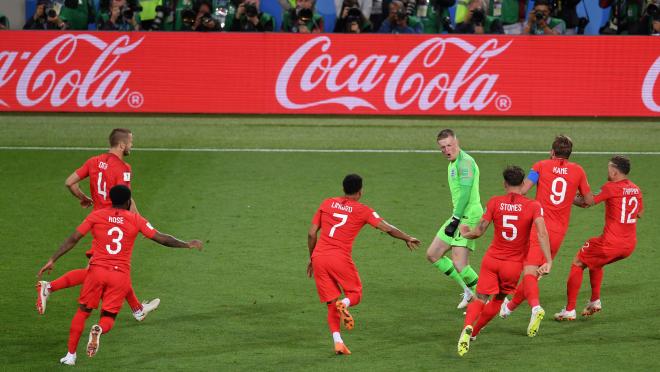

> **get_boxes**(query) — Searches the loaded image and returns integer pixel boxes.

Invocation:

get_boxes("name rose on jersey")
[276,36,512,113]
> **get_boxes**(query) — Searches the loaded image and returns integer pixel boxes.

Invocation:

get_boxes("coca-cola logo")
[642,56,660,112]
[0,34,143,109]
[276,36,512,112]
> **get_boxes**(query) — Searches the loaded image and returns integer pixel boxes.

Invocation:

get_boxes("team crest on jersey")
[450,169,456,178]
[124,172,131,182]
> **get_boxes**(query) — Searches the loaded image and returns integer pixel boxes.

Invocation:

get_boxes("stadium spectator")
[377,0,423,33]
[335,0,373,20]
[281,0,324,33]
[454,0,504,34]
[59,0,95,30]
[0,12,9,29]
[460,0,526,35]
[334,0,373,33]
[189,0,222,31]
[98,0,142,31]
[231,0,275,31]
[419,0,455,34]
[549,0,585,34]
[598,0,658,35]
[523,0,565,35]
[23,0,69,30]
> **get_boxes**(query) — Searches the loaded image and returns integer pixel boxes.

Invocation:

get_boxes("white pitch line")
[0,146,659,155]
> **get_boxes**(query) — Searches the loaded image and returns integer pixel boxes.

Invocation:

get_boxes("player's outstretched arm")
[520,178,535,195]
[130,198,139,214]
[375,220,420,251]
[573,192,595,208]
[37,231,84,278]
[459,218,489,240]
[307,224,320,277]
[150,231,203,250]
[534,217,552,276]
[65,172,93,208]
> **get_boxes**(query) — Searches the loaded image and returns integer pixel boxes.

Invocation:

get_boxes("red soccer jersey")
[76,208,157,273]
[311,197,383,260]
[593,179,643,247]
[75,153,132,210]
[530,158,590,232]
[483,193,544,262]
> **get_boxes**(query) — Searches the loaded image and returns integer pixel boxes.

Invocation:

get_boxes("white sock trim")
[332,332,343,344]
[341,298,350,308]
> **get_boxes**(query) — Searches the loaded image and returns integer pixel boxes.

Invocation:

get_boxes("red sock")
[508,280,525,311]
[566,265,584,311]
[523,274,540,308]
[98,315,116,334]
[326,303,340,333]
[125,287,142,312]
[589,267,604,301]
[464,299,485,328]
[68,308,91,353]
[473,298,504,336]
[50,269,87,292]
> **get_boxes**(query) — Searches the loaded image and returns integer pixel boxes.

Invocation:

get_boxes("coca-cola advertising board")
[0,32,659,116]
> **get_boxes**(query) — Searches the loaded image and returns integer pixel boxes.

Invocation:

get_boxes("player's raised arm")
[64,171,93,208]
[37,231,84,278]
[150,231,203,250]
[375,220,420,251]
[533,216,552,275]
[459,218,490,240]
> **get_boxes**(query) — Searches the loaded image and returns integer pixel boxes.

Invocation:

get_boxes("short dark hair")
[109,128,132,147]
[610,155,630,175]
[534,0,552,8]
[552,135,573,159]
[110,185,132,206]
[343,174,363,195]
[503,165,525,186]
[437,129,455,140]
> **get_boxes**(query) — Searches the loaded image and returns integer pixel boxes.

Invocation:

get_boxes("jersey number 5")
[106,226,124,255]
[329,213,348,238]
[502,215,518,241]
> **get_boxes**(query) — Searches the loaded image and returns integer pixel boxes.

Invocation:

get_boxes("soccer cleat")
[457,325,473,357]
[36,281,50,315]
[553,308,576,321]
[581,299,602,317]
[87,324,102,357]
[499,297,512,319]
[457,290,473,309]
[59,352,76,366]
[335,300,354,330]
[133,298,161,322]
[334,342,351,355]
[527,307,545,337]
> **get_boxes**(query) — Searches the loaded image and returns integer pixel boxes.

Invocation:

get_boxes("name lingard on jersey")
[331,202,353,213]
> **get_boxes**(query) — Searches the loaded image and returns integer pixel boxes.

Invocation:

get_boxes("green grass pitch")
[0,114,658,370]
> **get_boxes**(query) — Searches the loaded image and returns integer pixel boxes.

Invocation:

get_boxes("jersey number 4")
[97,172,107,200]
[329,213,348,238]
[106,226,124,255]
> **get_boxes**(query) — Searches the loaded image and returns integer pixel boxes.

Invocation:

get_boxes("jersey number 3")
[106,226,124,255]
[329,213,348,238]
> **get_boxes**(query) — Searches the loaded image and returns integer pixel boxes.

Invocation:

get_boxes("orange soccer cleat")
[334,342,351,355]
[335,300,354,330]
[86,324,103,357]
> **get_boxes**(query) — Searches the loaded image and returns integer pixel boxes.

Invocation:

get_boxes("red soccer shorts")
[524,225,566,266]
[78,265,130,313]
[577,236,635,270]
[476,254,523,295]
[311,255,362,303]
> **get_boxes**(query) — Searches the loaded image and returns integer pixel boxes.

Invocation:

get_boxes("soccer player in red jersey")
[554,156,643,321]
[307,174,420,355]
[501,135,593,333]
[36,129,158,322]
[37,185,203,366]
[455,166,552,356]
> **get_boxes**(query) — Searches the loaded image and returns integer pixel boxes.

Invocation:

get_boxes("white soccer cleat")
[553,308,576,321]
[133,298,160,322]
[59,352,76,366]
[87,324,102,357]
[36,280,50,315]
[499,297,512,319]
[527,306,545,337]
[457,290,473,309]
[581,299,602,317]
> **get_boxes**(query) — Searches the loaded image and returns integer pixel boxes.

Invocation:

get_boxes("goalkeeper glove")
[444,216,461,237]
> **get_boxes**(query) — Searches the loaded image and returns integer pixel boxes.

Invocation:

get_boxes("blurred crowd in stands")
[1,0,658,35]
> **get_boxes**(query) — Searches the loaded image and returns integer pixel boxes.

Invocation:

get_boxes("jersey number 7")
[329,213,348,238]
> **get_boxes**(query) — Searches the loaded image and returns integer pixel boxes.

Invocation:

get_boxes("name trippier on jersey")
[623,188,640,196]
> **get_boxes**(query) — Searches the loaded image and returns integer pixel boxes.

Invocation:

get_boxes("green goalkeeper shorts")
[436,216,480,251]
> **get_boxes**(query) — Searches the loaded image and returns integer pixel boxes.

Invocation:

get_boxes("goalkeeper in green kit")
[426,129,483,309]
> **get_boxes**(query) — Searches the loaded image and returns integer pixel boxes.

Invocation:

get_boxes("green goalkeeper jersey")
[447,150,483,220]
